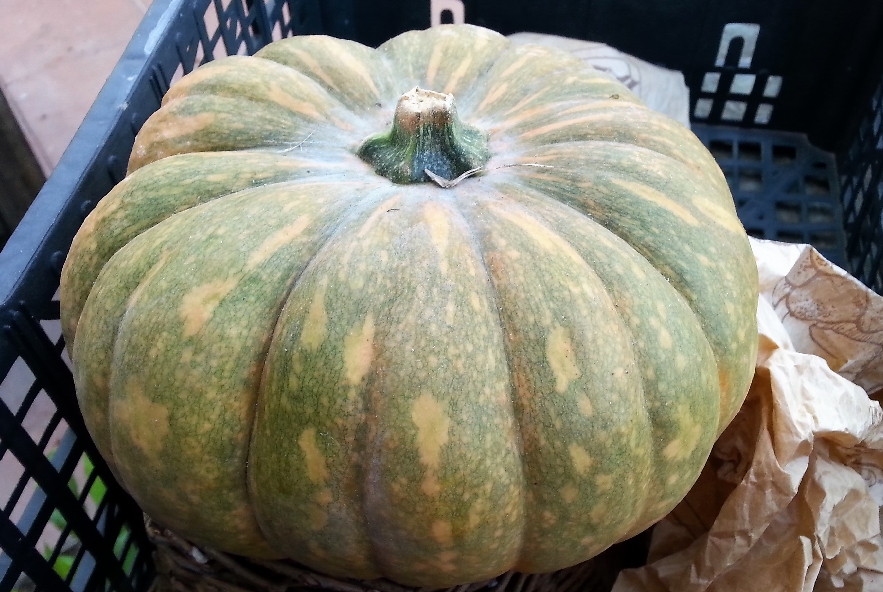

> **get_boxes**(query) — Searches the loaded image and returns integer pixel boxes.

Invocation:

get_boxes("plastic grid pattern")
[840,74,883,294]
[0,301,152,592]
[692,124,846,268]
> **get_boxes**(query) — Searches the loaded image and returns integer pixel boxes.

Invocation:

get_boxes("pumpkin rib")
[464,67,642,123]
[452,45,636,131]
[249,187,528,584]
[451,193,529,564]
[80,233,285,556]
[451,183,658,572]
[498,139,738,222]
[468,180,707,527]
[158,53,381,141]
[493,181,724,529]
[489,144,755,429]
[354,196,526,582]
[513,200,663,535]
[60,151,368,345]
[247,184,410,579]
[161,55,352,113]
[255,35,401,113]
[129,92,361,173]
[373,25,512,104]
[91,181,384,559]
[62,173,368,344]
[241,230,340,560]
[459,38,636,118]
[486,108,729,199]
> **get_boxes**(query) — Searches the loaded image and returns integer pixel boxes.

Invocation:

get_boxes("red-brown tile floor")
[0,0,153,173]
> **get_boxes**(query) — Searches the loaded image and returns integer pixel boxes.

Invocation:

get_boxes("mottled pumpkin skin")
[60,25,758,587]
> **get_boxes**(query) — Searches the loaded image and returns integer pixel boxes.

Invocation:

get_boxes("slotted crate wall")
[693,124,846,267]
[0,300,152,592]
[841,74,883,294]
[1,1,882,591]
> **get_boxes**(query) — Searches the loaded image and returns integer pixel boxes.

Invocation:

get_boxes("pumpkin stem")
[357,87,490,185]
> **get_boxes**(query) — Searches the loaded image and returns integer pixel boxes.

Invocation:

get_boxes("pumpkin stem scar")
[356,87,490,184]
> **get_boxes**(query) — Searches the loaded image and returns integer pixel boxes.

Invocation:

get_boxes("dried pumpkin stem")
[357,87,490,184]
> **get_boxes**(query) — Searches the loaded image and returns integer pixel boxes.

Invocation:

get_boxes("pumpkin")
[60,24,758,588]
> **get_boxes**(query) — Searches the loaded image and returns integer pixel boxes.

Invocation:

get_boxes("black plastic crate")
[1,1,882,591]
[841,74,883,294]
[692,124,847,267]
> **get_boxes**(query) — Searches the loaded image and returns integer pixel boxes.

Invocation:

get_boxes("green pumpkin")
[60,24,758,588]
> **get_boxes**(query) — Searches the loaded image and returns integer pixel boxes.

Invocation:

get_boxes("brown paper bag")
[613,239,883,592]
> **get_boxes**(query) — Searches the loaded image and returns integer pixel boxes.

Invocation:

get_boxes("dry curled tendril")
[425,163,555,188]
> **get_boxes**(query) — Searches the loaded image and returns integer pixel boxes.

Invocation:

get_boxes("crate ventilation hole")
[431,0,466,27]
[694,23,783,126]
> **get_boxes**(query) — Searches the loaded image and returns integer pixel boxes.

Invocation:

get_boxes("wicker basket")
[146,517,649,592]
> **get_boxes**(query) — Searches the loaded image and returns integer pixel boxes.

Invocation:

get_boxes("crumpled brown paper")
[613,238,883,592]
